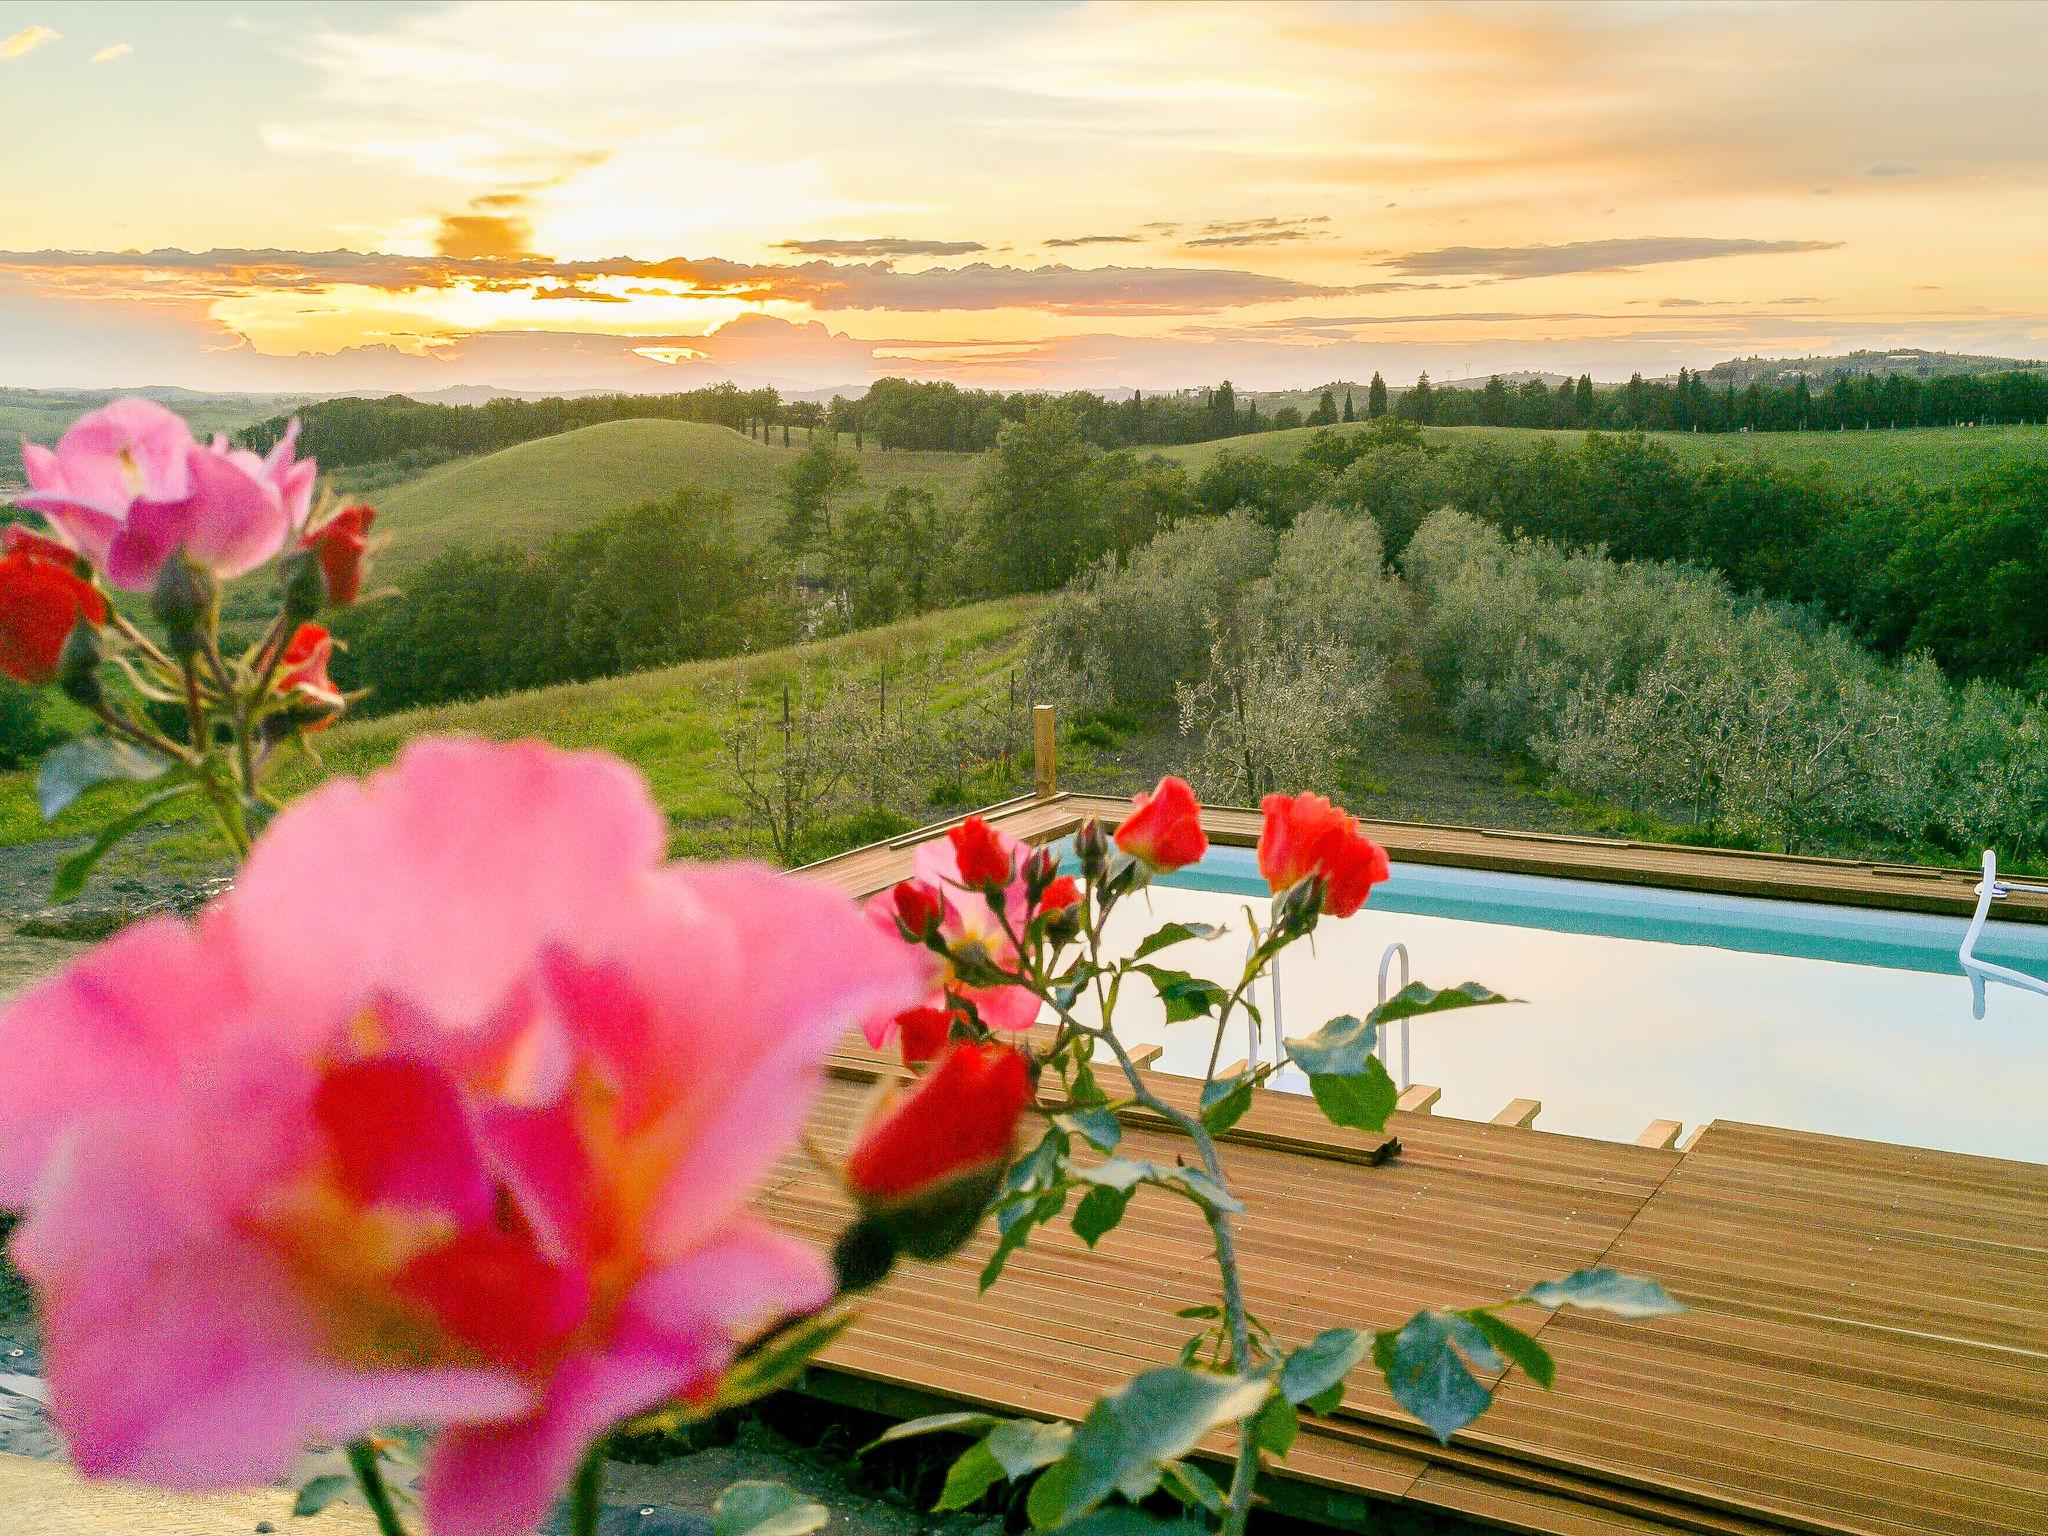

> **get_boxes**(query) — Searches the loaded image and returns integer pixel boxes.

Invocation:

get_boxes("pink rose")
[0,738,923,1536]
[17,400,315,590]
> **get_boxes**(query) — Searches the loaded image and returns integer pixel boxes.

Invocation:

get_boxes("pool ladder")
[1244,939,1413,1092]
[1962,850,2048,1018]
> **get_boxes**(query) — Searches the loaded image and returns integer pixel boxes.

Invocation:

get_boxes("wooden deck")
[784,796,2048,1535]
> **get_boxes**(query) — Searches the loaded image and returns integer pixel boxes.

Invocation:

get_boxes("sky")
[2,0,2046,395]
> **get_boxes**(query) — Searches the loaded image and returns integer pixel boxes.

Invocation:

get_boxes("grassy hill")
[371,419,982,573]
[1152,419,2048,484]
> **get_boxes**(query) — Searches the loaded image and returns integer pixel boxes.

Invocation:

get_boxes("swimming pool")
[1071,845,2048,1162]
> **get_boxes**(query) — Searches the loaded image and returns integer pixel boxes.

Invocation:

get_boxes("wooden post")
[1635,1119,1683,1150]
[1491,1098,1542,1129]
[1396,1084,1440,1114]
[1033,703,1056,799]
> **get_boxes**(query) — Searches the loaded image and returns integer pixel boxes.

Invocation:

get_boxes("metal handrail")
[1378,942,1411,1090]
[1960,850,2048,1018]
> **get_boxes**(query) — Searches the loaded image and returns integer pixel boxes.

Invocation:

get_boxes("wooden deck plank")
[780,800,2048,1534]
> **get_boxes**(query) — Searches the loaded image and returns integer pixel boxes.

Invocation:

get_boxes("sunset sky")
[3,0,2045,394]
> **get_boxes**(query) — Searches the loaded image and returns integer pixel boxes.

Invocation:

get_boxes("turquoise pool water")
[1068,847,2048,1162]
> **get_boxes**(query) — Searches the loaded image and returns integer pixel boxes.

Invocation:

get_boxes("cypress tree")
[1367,372,1388,418]
[1342,389,1355,422]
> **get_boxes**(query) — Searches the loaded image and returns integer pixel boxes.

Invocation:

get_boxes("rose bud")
[947,815,1015,892]
[893,1004,958,1066]
[890,878,948,942]
[303,503,375,607]
[1022,845,1060,902]
[1115,776,1207,873]
[0,544,107,686]
[1257,791,1391,919]
[844,1040,1031,1260]
[275,622,345,729]
[1074,818,1110,881]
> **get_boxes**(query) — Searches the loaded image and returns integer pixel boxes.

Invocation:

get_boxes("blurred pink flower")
[0,738,922,1536]
[17,399,314,590]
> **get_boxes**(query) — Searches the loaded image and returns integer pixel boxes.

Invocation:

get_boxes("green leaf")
[1158,1458,1225,1515]
[37,736,171,821]
[1279,1328,1370,1408]
[1521,1268,1683,1318]
[1046,1512,1207,1536]
[1131,921,1222,961]
[1174,1304,1221,1321]
[712,1482,828,1536]
[1056,1105,1123,1153]
[1249,1392,1297,1456]
[1460,1311,1556,1390]
[1372,1312,1494,1444]
[935,1442,1006,1511]
[1305,1056,1399,1134]
[987,1418,1074,1479]
[674,1305,858,1424]
[1368,980,1515,1027]
[1055,1368,1274,1521]
[292,1474,352,1519]
[862,1411,1003,1453]
[1284,1014,1378,1077]
[1072,1184,1134,1248]
[1164,1166,1242,1215]
[1026,1458,1076,1529]
[49,782,196,901]
[1199,1071,1255,1135]
[1131,965,1229,1024]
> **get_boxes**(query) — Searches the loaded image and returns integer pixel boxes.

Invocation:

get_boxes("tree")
[1342,389,1356,423]
[780,435,860,561]
[1367,372,1388,418]
[1397,371,1436,425]
[1309,389,1339,427]
[971,403,1098,592]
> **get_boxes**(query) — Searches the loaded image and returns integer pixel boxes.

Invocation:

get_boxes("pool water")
[1068,846,2048,1163]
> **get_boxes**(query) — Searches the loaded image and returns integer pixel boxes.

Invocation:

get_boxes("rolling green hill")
[1152,420,2048,484]
[370,419,982,573]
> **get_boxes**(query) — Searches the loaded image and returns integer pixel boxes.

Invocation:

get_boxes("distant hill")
[371,418,980,574]
[1691,350,2048,388]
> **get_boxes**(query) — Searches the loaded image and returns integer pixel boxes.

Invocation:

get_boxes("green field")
[1153,419,2048,483]
[0,595,1048,861]
[371,419,983,573]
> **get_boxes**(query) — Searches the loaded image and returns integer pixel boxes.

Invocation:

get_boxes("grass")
[0,596,1049,862]
[1151,419,2048,484]
[371,419,983,574]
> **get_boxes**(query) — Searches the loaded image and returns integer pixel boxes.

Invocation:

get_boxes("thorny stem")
[999,877,1270,1536]
[345,1439,411,1536]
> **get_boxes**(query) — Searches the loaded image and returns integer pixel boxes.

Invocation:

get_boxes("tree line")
[1186,422,2048,687]
[241,364,2048,480]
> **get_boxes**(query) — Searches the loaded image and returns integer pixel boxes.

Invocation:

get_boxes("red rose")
[0,545,106,685]
[947,815,1015,891]
[1256,791,1391,918]
[892,1005,957,1066]
[303,503,375,607]
[277,622,345,726]
[845,1040,1030,1206]
[3,525,81,569]
[1035,875,1082,914]
[1114,776,1207,872]
[890,878,948,940]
